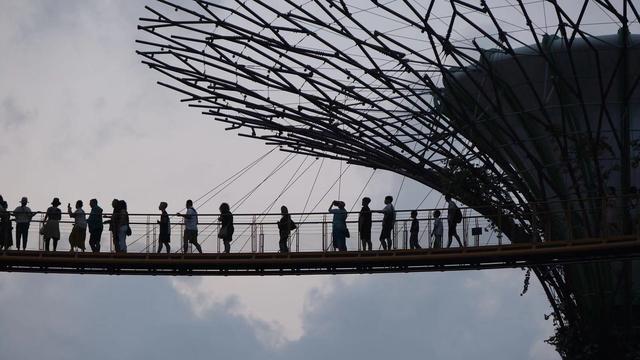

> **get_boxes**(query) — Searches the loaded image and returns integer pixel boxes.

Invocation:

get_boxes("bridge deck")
[0,236,638,276]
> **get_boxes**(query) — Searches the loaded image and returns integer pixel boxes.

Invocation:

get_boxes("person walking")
[329,200,348,251]
[358,197,372,251]
[157,202,171,254]
[431,210,443,249]
[13,197,35,250]
[0,197,13,251]
[42,198,62,251]
[68,200,87,252]
[177,200,202,254]
[218,202,234,254]
[445,195,463,248]
[379,195,395,250]
[87,199,103,253]
[277,206,295,253]
[116,200,130,253]
[409,210,422,249]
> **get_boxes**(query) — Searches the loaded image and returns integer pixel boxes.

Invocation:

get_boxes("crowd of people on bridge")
[0,193,464,254]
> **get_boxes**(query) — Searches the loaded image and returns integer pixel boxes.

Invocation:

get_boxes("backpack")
[289,218,297,231]
[454,208,463,224]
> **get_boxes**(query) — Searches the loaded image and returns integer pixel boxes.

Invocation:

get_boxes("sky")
[0,1,560,359]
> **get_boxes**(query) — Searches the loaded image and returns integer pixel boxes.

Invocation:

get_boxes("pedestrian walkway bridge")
[0,236,638,275]
[1,200,639,275]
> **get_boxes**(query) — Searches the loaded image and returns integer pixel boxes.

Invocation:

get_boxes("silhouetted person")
[431,210,443,249]
[157,202,170,254]
[379,195,395,250]
[218,202,234,254]
[87,199,103,252]
[177,200,202,254]
[13,196,35,250]
[43,198,62,251]
[409,210,421,249]
[358,197,372,251]
[329,200,348,251]
[277,206,295,253]
[103,199,120,252]
[445,195,463,248]
[0,197,13,251]
[116,200,130,253]
[68,200,87,252]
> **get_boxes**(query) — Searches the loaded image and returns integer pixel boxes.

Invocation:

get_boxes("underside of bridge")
[136,1,640,358]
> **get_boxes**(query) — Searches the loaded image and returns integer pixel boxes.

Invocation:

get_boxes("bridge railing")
[2,195,638,253]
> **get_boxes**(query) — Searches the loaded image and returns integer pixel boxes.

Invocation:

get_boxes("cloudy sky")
[0,1,559,359]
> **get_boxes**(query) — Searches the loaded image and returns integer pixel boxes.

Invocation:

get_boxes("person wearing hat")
[13,197,35,250]
[42,198,62,251]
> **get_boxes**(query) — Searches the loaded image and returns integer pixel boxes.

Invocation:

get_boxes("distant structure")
[137,1,640,358]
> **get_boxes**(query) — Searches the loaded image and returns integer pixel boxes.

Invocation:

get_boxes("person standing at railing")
[358,197,372,251]
[218,202,234,254]
[329,200,348,251]
[0,197,13,251]
[42,197,62,251]
[277,206,295,253]
[409,210,422,249]
[116,200,130,253]
[379,195,395,250]
[87,199,103,253]
[103,199,120,252]
[431,210,443,249]
[13,197,35,250]
[177,199,202,254]
[68,200,87,252]
[157,202,170,254]
[445,194,463,248]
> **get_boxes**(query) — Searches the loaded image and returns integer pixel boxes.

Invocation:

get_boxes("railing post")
[462,210,468,247]
[39,213,44,251]
[322,214,327,252]
[146,215,150,253]
[296,225,300,252]
[251,215,257,253]
[259,223,264,253]
[402,221,408,249]
[393,221,398,250]
[216,222,220,253]
[497,206,502,246]
[152,221,157,253]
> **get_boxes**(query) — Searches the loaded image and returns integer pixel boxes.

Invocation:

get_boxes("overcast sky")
[0,1,560,359]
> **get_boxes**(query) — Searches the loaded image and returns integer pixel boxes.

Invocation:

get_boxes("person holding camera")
[329,200,348,251]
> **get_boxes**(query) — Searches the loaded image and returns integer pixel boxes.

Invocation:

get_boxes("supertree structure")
[137,1,640,357]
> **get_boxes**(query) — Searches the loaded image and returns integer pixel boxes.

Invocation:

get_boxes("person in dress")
[218,202,234,254]
[42,198,62,251]
[329,200,348,251]
[68,200,87,252]
[157,202,171,254]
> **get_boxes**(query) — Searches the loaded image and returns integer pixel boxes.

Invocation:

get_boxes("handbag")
[126,225,132,236]
[218,226,228,239]
[345,227,350,238]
